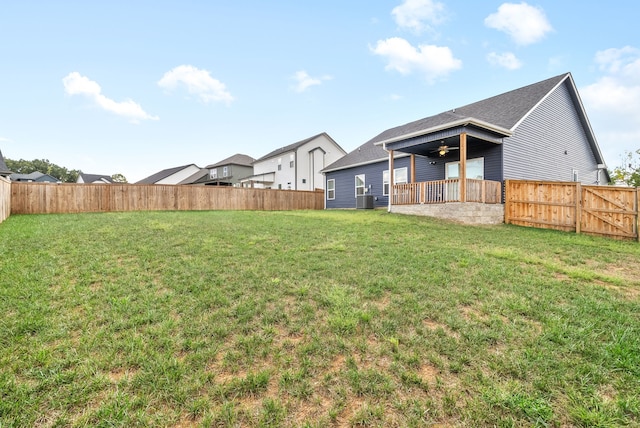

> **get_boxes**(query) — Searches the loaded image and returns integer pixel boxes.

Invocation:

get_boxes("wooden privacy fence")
[0,177,10,223]
[505,180,640,241]
[10,183,324,214]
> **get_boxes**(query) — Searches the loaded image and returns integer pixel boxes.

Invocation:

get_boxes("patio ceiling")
[381,122,510,157]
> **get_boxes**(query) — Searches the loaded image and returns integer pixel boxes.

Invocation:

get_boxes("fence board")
[505,180,639,241]
[10,183,324,215]
[0,177,10,223]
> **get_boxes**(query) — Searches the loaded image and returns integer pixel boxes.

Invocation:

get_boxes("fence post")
[636,187,639,243]
[504,180,510,224]
[575,182,581,234]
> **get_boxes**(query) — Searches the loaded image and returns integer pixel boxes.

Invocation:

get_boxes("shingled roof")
[135,164,198,184]
[79,173,113,184]
[205,153,255,169]
[369,73,567,146]
[0,150,12,177]
[255,132,336,163]
[324,73,572,172]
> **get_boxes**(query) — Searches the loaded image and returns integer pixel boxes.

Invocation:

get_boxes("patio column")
[410,154,416,183]
[459,132,467,202]
[388,149,394,212]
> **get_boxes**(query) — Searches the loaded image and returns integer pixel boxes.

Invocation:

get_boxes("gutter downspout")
[384,143,393,213]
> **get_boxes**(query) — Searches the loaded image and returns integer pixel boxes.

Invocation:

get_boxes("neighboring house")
[11,171,61,183]
[0,150,11,178]
[77,173,114,184]
[187,154,255,186]
[323,72,609,216]
[242,132,347,190]
[135,164,202,185]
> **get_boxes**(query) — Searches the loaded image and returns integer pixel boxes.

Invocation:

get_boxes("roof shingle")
[325,73,569,172]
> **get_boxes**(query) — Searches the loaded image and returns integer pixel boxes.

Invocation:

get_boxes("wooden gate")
[580,185,638,239]
[505,180,639,241]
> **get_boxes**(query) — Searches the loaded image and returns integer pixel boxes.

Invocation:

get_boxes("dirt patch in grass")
[329,354,346,373]
[459,305,487,322]
[107,367,137,384]
[423,318,460,339]
[419,363,440,383]
[335,396,367,426]
[594,279,640,300]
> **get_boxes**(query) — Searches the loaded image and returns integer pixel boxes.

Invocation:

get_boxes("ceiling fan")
[432,144,459,157]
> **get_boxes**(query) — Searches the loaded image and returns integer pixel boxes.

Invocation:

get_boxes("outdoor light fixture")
[438,147,447,156]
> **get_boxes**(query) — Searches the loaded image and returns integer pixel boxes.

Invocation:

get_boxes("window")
[572,169,579,182]
[290,154,295,168]
[223,166,228,177]
[327,179,335,200]
[210,169,217,179]
[355,174,365,197]
[383,167,408,196]
[445,158,484,180]
[278,158,282,171]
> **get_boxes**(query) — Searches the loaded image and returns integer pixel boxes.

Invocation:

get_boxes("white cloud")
[291,70,332,93]
[580,47,640,167]
[484,2,553,45]
[593,46,640,78]
[63,72,158,123]
[486,52,522,70]
[158,65,234,104]
[392,0,446,34]
[370,37,462,82]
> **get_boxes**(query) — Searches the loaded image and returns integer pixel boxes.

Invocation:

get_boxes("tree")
[610,149,640,187]
[111,173,128,183]
[5,158,81,183]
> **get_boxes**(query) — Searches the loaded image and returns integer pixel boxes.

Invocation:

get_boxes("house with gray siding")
[11,171,61,183]
[187,154,255,186]
[323,73,609,221]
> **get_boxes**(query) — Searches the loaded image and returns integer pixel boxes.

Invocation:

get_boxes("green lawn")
[1,210,639,427]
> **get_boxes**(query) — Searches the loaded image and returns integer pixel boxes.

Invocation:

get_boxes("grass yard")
[1,210,639,427]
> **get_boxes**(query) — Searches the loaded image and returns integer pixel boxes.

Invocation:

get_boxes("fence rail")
[10,183,324,215]
[393,179,502,205]
[505,180,639,241]
[0,177,10,223]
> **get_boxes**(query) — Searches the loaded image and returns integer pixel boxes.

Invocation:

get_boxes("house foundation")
[391,202,505,225]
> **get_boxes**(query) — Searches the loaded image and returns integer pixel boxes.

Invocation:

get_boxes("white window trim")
[223,166,229,177]
[355,174,365,198]
[210,169,217,179]
[383,167,408,196]
[327,179,335,200]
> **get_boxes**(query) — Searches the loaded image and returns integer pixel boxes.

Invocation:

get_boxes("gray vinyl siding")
[503,81,600,184]
[325,158,412,209]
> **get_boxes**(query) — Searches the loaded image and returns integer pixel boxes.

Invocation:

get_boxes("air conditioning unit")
[356,195,374,209]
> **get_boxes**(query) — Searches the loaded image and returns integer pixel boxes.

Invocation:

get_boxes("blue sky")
[1,1,639,182]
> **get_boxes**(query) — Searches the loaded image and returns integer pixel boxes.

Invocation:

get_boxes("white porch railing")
[392,179,502,205]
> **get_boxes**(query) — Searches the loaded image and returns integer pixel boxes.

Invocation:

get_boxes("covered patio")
[376,120,510,224]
